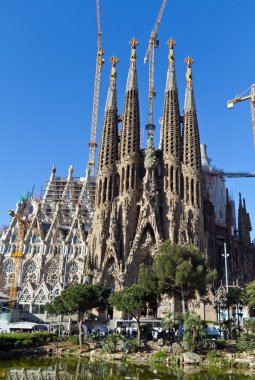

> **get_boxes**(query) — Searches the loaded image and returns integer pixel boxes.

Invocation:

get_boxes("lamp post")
[222,243,229,293]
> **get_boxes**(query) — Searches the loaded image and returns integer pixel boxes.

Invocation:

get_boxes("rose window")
[4,260,14,274]
[67,262,79,283]
[3,260,14,287]
[23,261,37,282]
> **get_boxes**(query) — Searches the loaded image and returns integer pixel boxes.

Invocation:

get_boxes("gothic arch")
[3,258,14,287]
[140,223,156,245]
[66,261,80,284]
[22,260,37,283]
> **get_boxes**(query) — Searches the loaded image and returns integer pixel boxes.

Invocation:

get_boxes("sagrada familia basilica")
[0,37,254,317]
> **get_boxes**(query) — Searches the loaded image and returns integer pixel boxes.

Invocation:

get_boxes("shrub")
[103,332,122,353]
[68,336,79,345]
[153,349,168,362]
[216,338,226,349]
[237,333,255,352]
[0,332,57,350]
[123,338,140,353]
[207,350,222,363]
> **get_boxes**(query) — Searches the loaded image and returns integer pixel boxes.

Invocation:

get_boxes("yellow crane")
[144,0,167,135]
[87,0,104,177]
[8,210,43,306]
[227,84,255,144]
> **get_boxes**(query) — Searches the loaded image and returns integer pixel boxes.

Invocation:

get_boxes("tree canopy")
[109,284,155,343]
[152,241,215,311]
[245,281,255,311]
[46,283,110,346]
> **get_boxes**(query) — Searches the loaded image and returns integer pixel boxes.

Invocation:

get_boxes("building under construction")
[0,1,254,319]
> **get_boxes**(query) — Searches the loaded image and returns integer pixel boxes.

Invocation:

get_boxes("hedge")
[0,332,57,350]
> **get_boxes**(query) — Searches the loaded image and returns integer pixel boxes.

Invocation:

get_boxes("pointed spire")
[239,192,242,208]
[184,56,196,111]
[97,58,119,174]
[120,38,140,160]
[182,56,201,171]
[165,38,177,91]
[67,165,73,180]
[50,165,56,181]
[126,38,138,91]
[161,37,181,160]
[105,56,119,111]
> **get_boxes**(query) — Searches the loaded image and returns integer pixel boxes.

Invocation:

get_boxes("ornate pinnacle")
[51,164,56,174]
[68,165,73,175]
[129,38,139,66]
[109,56,119,83]
[167,38,176,64]
[185,56,194,86]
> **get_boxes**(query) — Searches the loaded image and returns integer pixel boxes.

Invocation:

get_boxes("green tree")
[109,284,154,344]
[245,281,255,311]
[46,283,110,347]
[226,287,244,307]
[183,311,206,352]
[161,312,183,343]
[153,241,215,312]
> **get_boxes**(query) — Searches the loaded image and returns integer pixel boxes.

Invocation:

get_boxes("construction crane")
[227,84,255,144]
[87,0,104,177]
[144,0,167,136]
[210,171,255,178]
[8,210,43,306]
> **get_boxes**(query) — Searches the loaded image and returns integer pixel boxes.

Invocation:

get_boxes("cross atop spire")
[167,38,176,65]
[109,56,119,87]
[129,38,139,68]
[185,56,194,87]
[126,38,139,91]
[106,56,119,110]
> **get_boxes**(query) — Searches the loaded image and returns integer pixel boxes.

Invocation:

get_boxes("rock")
[113,353,123,360]
[181,352,203,365]
[171,342,184,354]
[157,338,164,346]
[77,349,88,355]
[89,349,101,357]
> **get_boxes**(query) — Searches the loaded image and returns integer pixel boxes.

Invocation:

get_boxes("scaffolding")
[42,176,96,228]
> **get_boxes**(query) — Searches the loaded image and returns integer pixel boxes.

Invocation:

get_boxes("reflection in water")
[1,359,254,380]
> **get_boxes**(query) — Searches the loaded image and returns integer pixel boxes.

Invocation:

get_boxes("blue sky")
[0,0,254,237]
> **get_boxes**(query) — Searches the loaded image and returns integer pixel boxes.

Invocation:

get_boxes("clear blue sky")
[0,1,254,237]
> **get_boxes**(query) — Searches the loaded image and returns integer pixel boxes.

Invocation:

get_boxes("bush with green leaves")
[0,332,57,350]
[237,332,255,352]
[153,349,168,362]
[123,338,140,353]
[244,318,255,333]
[207,350,223,364]
[182,311,206,352]
[103,332,123,353]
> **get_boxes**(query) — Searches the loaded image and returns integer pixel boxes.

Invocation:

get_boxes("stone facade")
[0,38,254,316]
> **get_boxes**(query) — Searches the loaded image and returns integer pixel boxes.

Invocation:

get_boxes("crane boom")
[206,171,255,178]
[87,0,104,177]
[227,84,255,145]
[144,0,167,132]
[8,210,44,305]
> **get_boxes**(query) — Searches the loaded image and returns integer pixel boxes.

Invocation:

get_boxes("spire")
[67,165,73,181]
[184,56,196,111]
[98,57,119,174]
[120,39,140,159]
[162,38,181,160]
[165,38,177,91]
[182,56,201,171]
[144,133,157,170]
[50,165,56,181]
[126,38,138,91]
[105,56,119,111]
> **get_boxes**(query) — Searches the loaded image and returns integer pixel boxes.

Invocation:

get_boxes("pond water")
[0,358,254,380]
